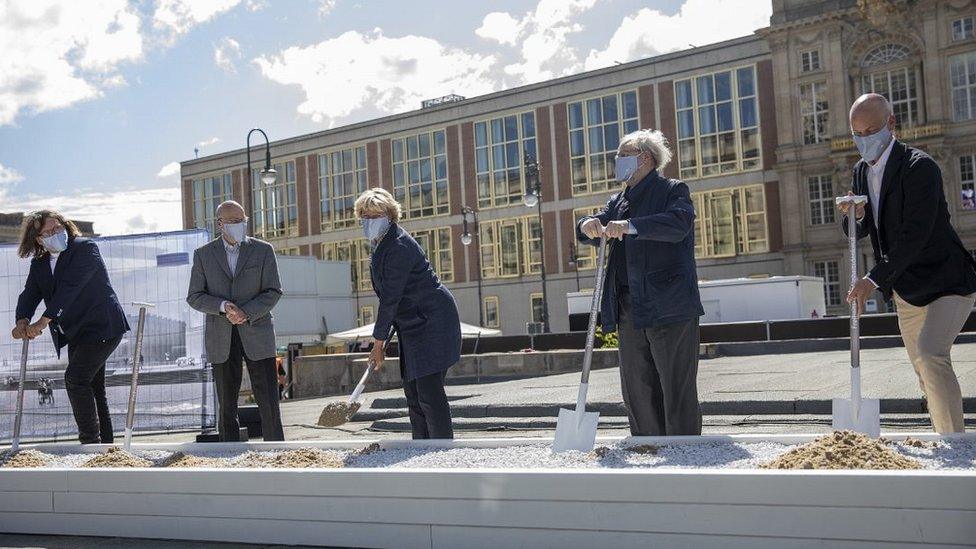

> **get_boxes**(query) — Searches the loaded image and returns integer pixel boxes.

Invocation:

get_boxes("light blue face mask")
[852,125,892,164]
[40,230,68,253]
[222,221,247,244]
[363,217,391,241]
[615,155,640,183]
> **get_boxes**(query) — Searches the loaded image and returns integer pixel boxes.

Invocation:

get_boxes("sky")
[0,0,772,236]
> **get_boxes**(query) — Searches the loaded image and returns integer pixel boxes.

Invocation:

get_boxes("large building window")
[960,155,976,211]
[674,66,760,180]
[808,175,836,225]
[812,260,842,307]
[861,44,918,127]
[411,227,454,283]
[251,161,298,239]
[322,239,371,292]
[479,216,542,279]
[358,305,375,327]
[799,81,829,144]
[950,51,976,122]
[800,50,821,73]
[475,112,536,208]
[568,91,639,195]
[483,296,500,328]
[319,146,367,231]
[691,185,768,259]
[392,130,449,219]
[191,173,233,237]
[953,16,974,41]
[571,206,602,269]
[529,293,545,324]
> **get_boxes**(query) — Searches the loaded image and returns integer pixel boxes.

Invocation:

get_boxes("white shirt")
[866,137,895,229]
[219,237,245,314]
[49,252,59,275]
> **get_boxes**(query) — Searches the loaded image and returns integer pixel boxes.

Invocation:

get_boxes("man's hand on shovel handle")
[847,278,875,315]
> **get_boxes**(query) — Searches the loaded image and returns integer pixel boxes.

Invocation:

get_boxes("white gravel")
[3,439,974,470]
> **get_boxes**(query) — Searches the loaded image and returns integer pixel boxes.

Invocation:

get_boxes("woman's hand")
[369,339,386,370]
[26,317,50,339]
[11,319,28,340]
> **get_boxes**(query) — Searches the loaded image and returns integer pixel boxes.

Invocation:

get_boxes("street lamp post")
[246,128,277,236]
[568,242,581,292]
[523,152,550,333]
[460,206,484,327]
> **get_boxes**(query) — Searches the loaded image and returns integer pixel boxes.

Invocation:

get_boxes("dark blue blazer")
[576,170,704,332]
[370,224,461,381]
[843,140,976,305]
[15,237,130,355]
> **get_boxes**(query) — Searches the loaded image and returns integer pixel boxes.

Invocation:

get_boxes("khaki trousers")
[894,292,976,433]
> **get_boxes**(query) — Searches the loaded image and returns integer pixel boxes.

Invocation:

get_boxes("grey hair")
[215,200,246,218]
[619,129,672,171]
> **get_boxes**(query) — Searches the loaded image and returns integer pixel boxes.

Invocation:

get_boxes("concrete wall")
[292,349,618,399]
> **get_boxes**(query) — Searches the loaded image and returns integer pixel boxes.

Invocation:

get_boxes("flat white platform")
[1,433,975,549]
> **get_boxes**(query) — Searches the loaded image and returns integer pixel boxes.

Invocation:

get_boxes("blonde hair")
[354,188,402,223]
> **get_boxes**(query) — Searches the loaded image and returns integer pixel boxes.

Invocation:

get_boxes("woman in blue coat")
[355,188,461,439]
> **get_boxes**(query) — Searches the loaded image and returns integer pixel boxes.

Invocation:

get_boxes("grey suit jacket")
[186,237,283,364]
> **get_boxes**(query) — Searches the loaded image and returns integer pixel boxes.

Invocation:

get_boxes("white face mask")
[40,230,68,253]
[614,154,644,183]
[222,221,247,243]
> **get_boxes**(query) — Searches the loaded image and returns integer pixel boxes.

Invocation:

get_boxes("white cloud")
[153,0,243,41]
[486,0,598,83]
[0,162,24,185]
[157,161,181,179]
[245,0,268,11]
[476,12,522,46]
[214,37,242,74]
[317,0,337,17]
[0,0,143,126]
[197,136,221,148]
[254,29,498,126]
[584,0,772,70]
[4,186,184,236]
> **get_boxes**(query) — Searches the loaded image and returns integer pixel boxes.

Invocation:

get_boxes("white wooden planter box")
[1,433,974,548]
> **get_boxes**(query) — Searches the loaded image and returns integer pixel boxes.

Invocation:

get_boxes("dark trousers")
[212,326,284,442]
[400,359,453,440]
[65,335,122,444]
[616,291,702,436]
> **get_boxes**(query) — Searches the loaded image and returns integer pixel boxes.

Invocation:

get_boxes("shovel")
[553,234,609,453]
[124,302,155,450]
[10,338,29,452]
[317,330,395,428]
[832,195,880,438]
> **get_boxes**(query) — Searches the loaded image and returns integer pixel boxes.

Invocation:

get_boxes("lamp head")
[260,168,277,186]
[461,233,473,246]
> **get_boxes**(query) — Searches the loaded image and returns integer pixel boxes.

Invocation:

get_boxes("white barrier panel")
[0,435,974,548]
[0,230,214,442]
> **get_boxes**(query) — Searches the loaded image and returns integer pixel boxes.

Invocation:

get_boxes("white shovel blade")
[552,408,600,453]
[832,398,881,438]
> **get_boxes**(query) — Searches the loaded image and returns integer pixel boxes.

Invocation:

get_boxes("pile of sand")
[317,401,361,427]
[901,437,942,449]
[1,449,52,468]
[625,444,659,455]
[161,452,227,468]
[355,442,381,456]
[762,431,922,470]
[233,447,345,469]
[81,447,152,468]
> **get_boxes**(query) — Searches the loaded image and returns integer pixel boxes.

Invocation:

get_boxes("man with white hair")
[576,129,704,436]
[838,93,976,433]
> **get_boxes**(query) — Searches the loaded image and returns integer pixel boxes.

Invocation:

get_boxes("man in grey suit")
[187,200,285,441]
